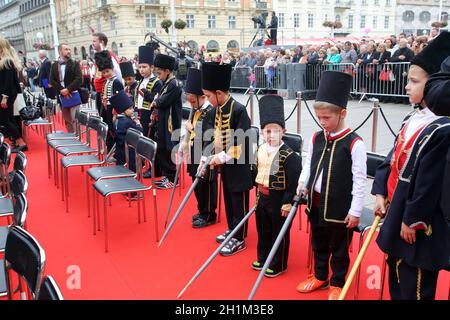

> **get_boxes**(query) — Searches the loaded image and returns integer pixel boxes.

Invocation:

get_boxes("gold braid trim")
[416,268,422,300]
[396,258,402,284]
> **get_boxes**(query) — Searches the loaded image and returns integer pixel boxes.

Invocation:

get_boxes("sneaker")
[264,268,286,278]
[219,238,246,256]
[154,177,168,185]
[216,230,231,244]
[296,275,329,293]
[328,286,342,300]
[192,216,217,228]
[251,261,263,271]
[156,179,179,190]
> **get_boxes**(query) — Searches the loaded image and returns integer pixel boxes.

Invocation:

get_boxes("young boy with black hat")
[135,45,162,140]
[119,61,138,105]
[180,68,217,228]
[372,31,450,300]
[94,50,124,151]
[201,62,253,256]
[253,95,302,277]
[109,90,143,173]
[151,53,182,189]
[296,71,367,300]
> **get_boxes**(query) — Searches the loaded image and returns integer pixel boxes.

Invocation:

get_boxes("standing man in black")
[38,49,56,99]
[268,11,278,45]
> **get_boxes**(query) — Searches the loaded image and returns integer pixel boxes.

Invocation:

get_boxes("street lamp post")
[49,0,59,58]
[170,0,177,45]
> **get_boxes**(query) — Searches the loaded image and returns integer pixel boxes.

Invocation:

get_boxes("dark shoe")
[12,144,28,153]
[192,213,201,222]
[251,261,263,271]
[143,170,152,179]
[264,268,286,278]
[219,238,246,256]
[216,230,231,244]
[192,216,217,228]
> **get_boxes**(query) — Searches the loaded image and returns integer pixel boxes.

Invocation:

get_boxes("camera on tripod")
[251,12,268,29]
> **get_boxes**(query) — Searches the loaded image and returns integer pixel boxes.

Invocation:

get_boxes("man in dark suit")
[49,43,82,132]
[268,11,278,45]
[38,49,56,99]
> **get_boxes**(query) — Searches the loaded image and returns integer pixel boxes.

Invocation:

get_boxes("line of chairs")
[0,133,63,300]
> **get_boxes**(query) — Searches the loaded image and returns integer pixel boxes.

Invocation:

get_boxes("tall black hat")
[185,68,203,96]
[154,53,175,71]
[109,90,133,114]
[119,61,135,78]
[94,50,113,71]
[411,31,450,75]
[138,45,154,65]
[424,72,450,116]
[315,71,353,109]
[259,95,285,129]
[201,62,232,92]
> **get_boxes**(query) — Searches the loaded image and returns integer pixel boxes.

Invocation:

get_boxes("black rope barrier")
[284,101,298,121]
[379,106,397,137]
[353,109,374,133]
[244,94,252,109]
[302,98,322,128]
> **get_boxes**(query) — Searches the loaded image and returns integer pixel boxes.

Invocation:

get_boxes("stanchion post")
[371,98,379,153]
[249,86,254,125]
[296,91,302,134]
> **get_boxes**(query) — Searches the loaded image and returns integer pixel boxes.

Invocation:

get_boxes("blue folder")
[59,91,82,108]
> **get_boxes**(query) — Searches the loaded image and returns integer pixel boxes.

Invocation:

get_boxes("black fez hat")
[138,45,154,65]
[94,50,113,71]
[154,53,175,71]
[201,62,232,91]
[411,31,450,75]
[119,61,135,78]
[185,68,203,96]
[109,90,133,114]
[259,95,285,129]
[315,71,352,109]
[424,72,450,116]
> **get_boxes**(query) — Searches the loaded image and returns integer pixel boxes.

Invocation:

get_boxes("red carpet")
[4,127,449,300]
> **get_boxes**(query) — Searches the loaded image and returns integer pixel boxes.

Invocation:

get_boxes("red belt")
[312,191,321,208]
[257,184,270,196]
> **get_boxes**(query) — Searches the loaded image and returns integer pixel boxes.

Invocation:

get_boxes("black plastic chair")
[0,142,12,196]
[22,94,56,143]
[0,171,28,221]
[0,193,28,253]
[92,136,159,252]
[37,275,64,300]
[282,132,303,154]
[60,121,109,213]
[87,128,142,221]
[0,226,46,300]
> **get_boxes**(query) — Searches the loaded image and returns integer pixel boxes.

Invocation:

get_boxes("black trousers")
[0,96,22,140]
[155,148,176,182]
[192,176,217,220]
[387,255,439,300]
[310,207,353,287]
[221,174,249,241]
[101,105,115,151]
[270,29,277,45]
[95,92,102,114]
[44,87,56,99]
[139,109,152,138]
[255,194,292,272]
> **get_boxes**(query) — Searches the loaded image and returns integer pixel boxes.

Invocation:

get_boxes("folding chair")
[0,142,12,196]
[86,128,142,220]
[0,226,46,300]
[36,275,64,300]
[92,136,159,252]
[22,95,56,142]
[61,121,109,213]
[0,171,27,223]
[0,193,28,253]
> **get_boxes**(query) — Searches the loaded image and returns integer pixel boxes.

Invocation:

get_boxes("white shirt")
[404,107,440,142]
[298,128,367,218]
[137,77,150,109]
[60,64,66,88]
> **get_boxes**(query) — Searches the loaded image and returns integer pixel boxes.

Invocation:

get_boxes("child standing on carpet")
[295,71,367,300]
[253,95,302,277]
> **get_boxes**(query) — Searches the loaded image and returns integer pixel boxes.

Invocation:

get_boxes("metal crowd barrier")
[231,62,411,99]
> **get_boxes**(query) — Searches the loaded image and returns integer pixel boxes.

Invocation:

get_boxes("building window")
[373,16,377,29]
[361,0,367,5]
[227,40,239,49]
[402,10,414,23]
[96,17,101,32]
[441,12,449,22]
[374,0,379,5]
[278,13,285,28]
[308,13,314,28]
[385,0,390,5]
[294,13,300,28]
[335,14,341,22]
[348,15,353,29]
[111,42,118,56]
[110,15,116,30]
[186,14,195,28]
[207,40,219,51]
[384,16,389,29]
[228,16,236,29]
[419,11,431,23]
[360,15,366,28]
[208,15,216,29]
[324,14,328,22]
[145,13,156,28]
[187,40,198,51]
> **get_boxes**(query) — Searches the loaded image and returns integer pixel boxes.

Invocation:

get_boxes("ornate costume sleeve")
[143,79,162,103]
[225,104,250,162]
[281,152,302,212]
[154,80,181,110]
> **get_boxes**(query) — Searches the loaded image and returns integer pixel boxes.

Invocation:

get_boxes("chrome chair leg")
[379,255,387,300]
[60,162,64,201]
[104,197,108,253]
[217,174,222,223]
[142,191,147,223]
[46,143,51,179]
[86,174,91,218]
[137,192,141,224]
[93,191,97,236]
[97,191,101,231]
[65,167,69,213]
[152,188,159,242]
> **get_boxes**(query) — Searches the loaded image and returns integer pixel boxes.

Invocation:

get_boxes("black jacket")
[0,62,21,98]
[49,58,82,93]
[38,57,52,87]
[389,47,414,63]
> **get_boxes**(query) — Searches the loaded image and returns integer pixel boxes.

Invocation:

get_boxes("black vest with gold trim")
[135,77,159,110]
